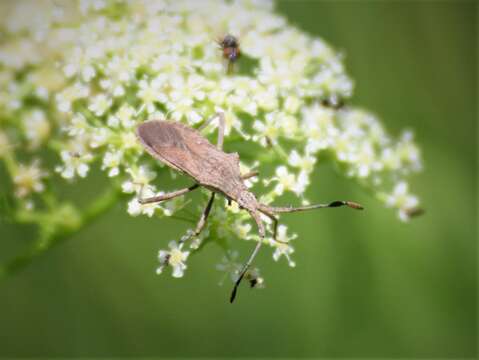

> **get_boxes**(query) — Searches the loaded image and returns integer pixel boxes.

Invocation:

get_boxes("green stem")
[0,187,121,280]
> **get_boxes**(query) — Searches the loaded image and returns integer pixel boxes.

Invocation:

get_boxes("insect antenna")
[230,210,265,303]
[261,200,364,214]
[230,240,262,303]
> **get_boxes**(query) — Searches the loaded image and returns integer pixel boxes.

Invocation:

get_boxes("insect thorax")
[236,190,259,212]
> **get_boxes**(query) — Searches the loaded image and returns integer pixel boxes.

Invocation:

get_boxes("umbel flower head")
[0,0,422,286]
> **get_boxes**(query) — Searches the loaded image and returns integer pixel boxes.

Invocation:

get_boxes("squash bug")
[136,112,363,302]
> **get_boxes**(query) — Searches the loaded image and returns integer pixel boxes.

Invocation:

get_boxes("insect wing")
[137,120,217,180]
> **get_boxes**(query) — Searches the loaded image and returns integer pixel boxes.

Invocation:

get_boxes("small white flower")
[385,182,420,222]
[62,47,96,81]
[56,150,93,179]
[332,132,354,162]
[284,95,301,114]
[270,225,296,267]
[272,166,295,196]
[138,76,168,114]
[108,104,137,129]
[257,57,306,91]
[157,241,190,278]
[13,160,47,198]
[122,165,157,194]
[99,78,125,98]
[381,147,401,171]
[107,115,120,128]
[82,65,96,82]
[253,112,281,147]
[102,55,137,96]
[397,130,422,173]
[101,150,123,177]
[127,198,143,217]
[127,187,159,217]
[233,220,253,240]
[90,127,111,148]
[216,250,242,284]
[127,199,154,218]
[22,109,50,149]
[67,114,89,137]
[121,131,138,149]
[288,150,316,174]
[253,85,279,112]
[151,53,183,73]
[88,94,112,117]
[293,171,309,196]
[166,74,207,124]
[189,227,209,250]
[55,83,90,113]
[277,112,298,134]
[351,143,383,178]
[302,104,338,153]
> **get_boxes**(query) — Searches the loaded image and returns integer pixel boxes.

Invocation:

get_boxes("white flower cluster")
[0,0,422,283]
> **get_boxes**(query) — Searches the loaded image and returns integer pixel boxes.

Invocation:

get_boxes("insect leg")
[257,207,291,245]
[216,112,225,149]
[270,215,278,242]
[139,172,256,206]
[197,112,225,149]
[192,193,216,238]
[260,201,364,214]
[257,208,279,243]
[240,170,259,179]
[230,210,265,303]
[181,171,257,246]
[198,113,217,130]
[138,183,200,205]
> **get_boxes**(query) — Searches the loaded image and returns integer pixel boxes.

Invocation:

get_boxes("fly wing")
[137,120,219,180]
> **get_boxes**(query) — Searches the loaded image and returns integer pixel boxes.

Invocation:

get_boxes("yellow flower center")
[169,248,184,266]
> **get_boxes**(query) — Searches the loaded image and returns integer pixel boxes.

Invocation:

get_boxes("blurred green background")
[0,1,476,358]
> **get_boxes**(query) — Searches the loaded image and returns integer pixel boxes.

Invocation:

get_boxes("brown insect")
[136,112,363,302]
[218,34,240,73]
